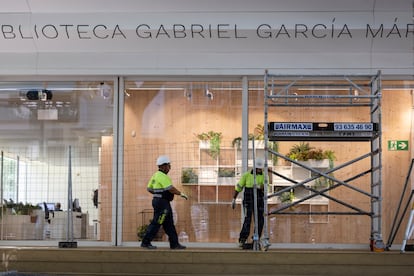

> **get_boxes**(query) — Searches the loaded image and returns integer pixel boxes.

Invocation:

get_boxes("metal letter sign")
[388,140,409,151]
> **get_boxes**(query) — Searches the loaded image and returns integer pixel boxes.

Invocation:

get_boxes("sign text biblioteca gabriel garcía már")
[0,19,413,41]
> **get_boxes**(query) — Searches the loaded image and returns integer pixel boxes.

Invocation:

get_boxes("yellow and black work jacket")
[147,171,174,201]
[235,170,265,198]
[235,170,265,192]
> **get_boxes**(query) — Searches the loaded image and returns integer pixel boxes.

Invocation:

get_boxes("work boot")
[238,238,246,248]
[141,242,157,249]
[171,244,186,249]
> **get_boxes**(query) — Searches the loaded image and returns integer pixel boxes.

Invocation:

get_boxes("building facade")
[0,0,413,248]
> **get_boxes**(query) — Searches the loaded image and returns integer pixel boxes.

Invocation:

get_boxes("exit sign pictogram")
[388,140,409,151]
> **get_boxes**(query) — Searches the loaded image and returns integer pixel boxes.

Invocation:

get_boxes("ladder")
[401,203,414,252]
[386,159,414,251]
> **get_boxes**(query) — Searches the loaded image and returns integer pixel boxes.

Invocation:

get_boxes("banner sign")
[268,122,378,141]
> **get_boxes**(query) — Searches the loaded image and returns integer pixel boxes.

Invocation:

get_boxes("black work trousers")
[239,189,264,242]
[142,197,179,248]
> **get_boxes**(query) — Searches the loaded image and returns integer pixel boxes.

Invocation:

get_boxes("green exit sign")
[388,140,409,151]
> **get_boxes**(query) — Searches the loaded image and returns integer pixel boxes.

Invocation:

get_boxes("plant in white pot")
[286,142,336,187]
[286,142,335,165]
[195,131,222,159]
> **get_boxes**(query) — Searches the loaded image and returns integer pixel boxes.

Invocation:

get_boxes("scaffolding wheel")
[260,239,271,252]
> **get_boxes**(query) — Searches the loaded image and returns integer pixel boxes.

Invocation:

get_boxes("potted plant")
[232,124,265,150]
[137,221,164,241]
[286,142,335,166]
[286,142,312,161]
[2,199,15,215]
[232,134,259,149]
[3,201,42,223]
[20,203,42,223]
[196,132,211,148]
[232,123,279,164]
[137,224,148,241]
[2,200,42,216]
[254,123,265,140]
[181,168,199,184]
[286,142,336,189]
[323,150,336,168]
[249,124,265,148]
[279,190,295,205]
[232,137,242,149]
[218,167,236,185]
[196,131,222,159]
[314,176,331,189]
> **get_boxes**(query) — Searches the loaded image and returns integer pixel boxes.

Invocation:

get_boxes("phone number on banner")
[334,123,373,131]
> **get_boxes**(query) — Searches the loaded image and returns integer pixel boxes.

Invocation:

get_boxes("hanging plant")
[195,131,222,159]
[268,141,279,164]
[231,137,242,149]
[209,131,222,159]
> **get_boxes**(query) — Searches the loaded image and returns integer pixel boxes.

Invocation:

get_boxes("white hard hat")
[156,155,171,166]
[255,158,264,169]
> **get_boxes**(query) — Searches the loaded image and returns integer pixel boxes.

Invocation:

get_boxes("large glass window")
[121,77,414,246]
[122,80,245,243]
[0,76,413,246]
[0,80,114,241]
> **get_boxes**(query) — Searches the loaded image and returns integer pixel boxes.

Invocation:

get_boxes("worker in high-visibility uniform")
[231,158,265,247]
[140,155,188,249]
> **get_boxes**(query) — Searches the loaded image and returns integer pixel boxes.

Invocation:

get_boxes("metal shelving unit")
[262,70,384,250]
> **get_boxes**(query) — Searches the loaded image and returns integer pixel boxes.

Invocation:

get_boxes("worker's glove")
[180,192,188,200]
[231,198,236,209]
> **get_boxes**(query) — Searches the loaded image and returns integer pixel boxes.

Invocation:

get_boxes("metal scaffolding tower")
[262,70,384,251]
